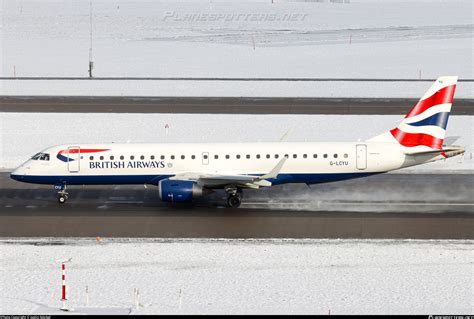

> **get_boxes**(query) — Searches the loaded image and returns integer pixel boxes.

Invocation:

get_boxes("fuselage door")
[202,152,209,165]
[356,144,367,170]
[67,146,80,173]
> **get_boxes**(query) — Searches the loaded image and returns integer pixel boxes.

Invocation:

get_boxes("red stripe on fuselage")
[390,128,443,149]
[58,149,109,155]
[405,85,456,118]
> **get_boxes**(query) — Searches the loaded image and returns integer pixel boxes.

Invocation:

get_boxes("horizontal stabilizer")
[404,146,465,156]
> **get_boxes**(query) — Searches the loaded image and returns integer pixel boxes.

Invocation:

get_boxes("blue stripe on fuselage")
[269,172,378,185]
[10,172,380,186]
[10,174,169,186]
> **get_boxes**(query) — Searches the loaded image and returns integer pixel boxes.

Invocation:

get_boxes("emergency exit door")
[356,144,367,170]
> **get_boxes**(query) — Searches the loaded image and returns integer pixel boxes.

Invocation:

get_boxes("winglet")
[256,156,287,181]
[279,128,293,142]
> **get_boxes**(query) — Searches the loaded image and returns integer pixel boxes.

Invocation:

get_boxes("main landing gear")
[55,184,69,204]
[225,186,242,208]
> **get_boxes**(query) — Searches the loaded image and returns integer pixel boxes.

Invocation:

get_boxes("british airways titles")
[89,160,166,169]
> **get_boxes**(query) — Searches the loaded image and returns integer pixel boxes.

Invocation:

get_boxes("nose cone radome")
[10,173,21,181]
[10,167,26,182]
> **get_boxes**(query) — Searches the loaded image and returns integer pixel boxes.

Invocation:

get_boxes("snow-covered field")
[0,238,472,315]
[1,112,472,171]
[1,0,472,97]
[3,79,474,98]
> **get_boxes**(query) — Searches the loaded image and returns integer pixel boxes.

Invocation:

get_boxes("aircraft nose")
[10,167,25,181]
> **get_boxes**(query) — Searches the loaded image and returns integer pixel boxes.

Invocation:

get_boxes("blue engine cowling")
[158,179,203,202]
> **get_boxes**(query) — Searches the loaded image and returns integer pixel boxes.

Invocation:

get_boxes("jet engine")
[158,179,203,202]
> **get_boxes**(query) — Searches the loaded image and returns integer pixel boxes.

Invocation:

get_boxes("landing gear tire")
[227,194,242,208]
[56,184,69,204]
[58,195,68,204]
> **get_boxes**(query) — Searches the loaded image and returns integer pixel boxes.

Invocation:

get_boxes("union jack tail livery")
[369,76,457,151]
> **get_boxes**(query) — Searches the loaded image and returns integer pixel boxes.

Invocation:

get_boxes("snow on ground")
[0,238,472,315]
[1,0,472,97]
[2,78,474,98]
[1,112,472,171]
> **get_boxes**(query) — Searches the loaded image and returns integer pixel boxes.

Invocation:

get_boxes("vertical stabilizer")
[367,76,457,150]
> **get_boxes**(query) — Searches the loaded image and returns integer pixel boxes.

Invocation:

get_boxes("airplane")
[10,76,465,208]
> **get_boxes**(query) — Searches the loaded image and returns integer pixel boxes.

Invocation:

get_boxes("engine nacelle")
[158,179,203,203]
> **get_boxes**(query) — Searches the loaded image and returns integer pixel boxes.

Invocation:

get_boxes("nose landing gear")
[58,192,69,204]
[55,184,69,204]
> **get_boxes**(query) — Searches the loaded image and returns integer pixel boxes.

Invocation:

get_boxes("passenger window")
[171,155,175,160]
[236,154,240,159]
[256,154,261,159]
[284,154,289,158]
[293,154,297,159]
[344,153,348,158]
[323,154,328,158]
[140,155,145,160]
[89,156,94,160]
[246,154,250,159]
[151,155,155,160]
[181,155,185,160]
[100,156,104,160]
[204,154,208,159]
[275,154,279,159]
[334,154,338,158]
[192,155,196,159]
[130,155,135,160]
[214,155,218,159]
[303,154,307,159]
[161,155,165,160]
[226,155,230,159]
[266,154,270,159]
[313,154,317,158]
[110,156,114,160]
[120,156,124,160]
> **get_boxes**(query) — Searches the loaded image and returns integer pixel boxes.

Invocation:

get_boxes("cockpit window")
[31,152,50,161]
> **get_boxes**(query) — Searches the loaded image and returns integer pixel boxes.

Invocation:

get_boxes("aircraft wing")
[170,157,287,188]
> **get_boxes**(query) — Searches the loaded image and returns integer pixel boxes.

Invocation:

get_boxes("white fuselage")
[11,141,432,186]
